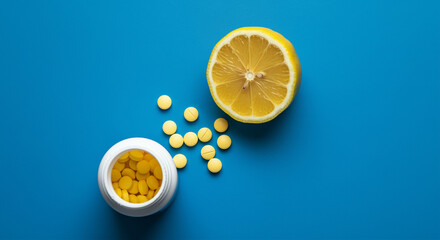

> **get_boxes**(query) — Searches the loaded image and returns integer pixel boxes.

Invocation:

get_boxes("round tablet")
[157,95,172,110]
[129,194,138,203]
[198,127,212,142]
[136,160,150,174]
[111,169,121,182]
[147,176,159,190]
[184,107,199,122]
[153,167,163,180]
[137,195,148,203]
[217,135,231,150]
[118,152,130,163]
[184,132,198,147]
[208,158,222,173]
[128,180,139,194]
[129,150,143,161]
[162,120,177,135]
[121,189,129,201]
[129,160,138,170]
[201,145,216,160]
[214,118,228,132]
[138,179,149,195]
[113,161,125,172]
[136,171,149,181]
[119,176,133,190]
[169,134,183,148]
[173,154,187,169]
[115,188,122,197]
[122,168,135,180]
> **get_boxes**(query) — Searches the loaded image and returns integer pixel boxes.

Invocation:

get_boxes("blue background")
[0,0,439,239]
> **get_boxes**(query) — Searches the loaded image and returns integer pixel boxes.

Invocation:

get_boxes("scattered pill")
[111,169,121,182]
[173,154,187,169]
[129,150,143,161]
[138,179,149,195]
[198,127,212,142]
[157,95,172,110]
[136,160,150,174]
[147,176,159,190]
[128,180,139,194]
[184,132,198,147]
[201,145,216,160]
[121,168,136,179]
[121,189,129,201]
[118,152,130,163]
[169,134,184,148]
[162,120,177,135]
[214,118,228,132]
[208,158,222,173]
[137,195,148,203]
[129,194,138,203]
[184,107,199,122]
[119,176,133,190]
[217,135,231,150]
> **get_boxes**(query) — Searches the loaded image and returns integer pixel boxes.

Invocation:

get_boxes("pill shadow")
[111,206,170,240]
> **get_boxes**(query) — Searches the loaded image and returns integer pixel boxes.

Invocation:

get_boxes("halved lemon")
[207,27,301,123]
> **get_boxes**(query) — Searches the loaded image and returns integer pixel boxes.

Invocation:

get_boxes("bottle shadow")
[111,204,172,240]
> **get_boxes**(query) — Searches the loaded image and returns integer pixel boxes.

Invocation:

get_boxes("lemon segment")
[207,27,301,123]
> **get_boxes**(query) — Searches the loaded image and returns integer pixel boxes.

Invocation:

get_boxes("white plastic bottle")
[98,138,178,217]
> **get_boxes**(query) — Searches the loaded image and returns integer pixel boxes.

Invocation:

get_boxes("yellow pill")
[128,160,138,170]
[129,194,138,203]
[169,134,183,148]
[136,171,149,181]
[208,158,222,173]
[111,169,121,182]
[153,166,163,180]
[121,189,129,201]
[118,152,130,163]
[143,152,155,161]
[128,180,139,194]
[217,135,231,150]
[147,176,159,190]
[119,176,133,190]
[201,145,216,160]
[112,182,119,190]
[173,154,187,169]
[129,150,143,161]
[138,179,149,195]
[113,161,125,172]
[198,127,212,142]
[137,195,148,203]
[184,132,198,147]
[136,160,149,174]
[149,159,159,173]
[157,95,172,110]
[214,118,228,133]
[115,187,122,197]
[146,190,155,200]
[184,107,198,122]
[162,120,177,135]
[121,168,136,179]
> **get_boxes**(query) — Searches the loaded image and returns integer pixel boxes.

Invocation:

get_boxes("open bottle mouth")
[98,138,177,217]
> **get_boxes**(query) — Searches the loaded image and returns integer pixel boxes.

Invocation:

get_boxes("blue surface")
[0,0,439,239]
